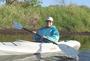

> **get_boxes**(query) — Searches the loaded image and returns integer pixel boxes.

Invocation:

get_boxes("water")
[0,51,89,61]
[35,51,90,61]
[42,51,90,61]
[0,34,90,61]
[79,51,90,61]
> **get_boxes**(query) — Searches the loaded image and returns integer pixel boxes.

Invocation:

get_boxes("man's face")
[46,20,53,27]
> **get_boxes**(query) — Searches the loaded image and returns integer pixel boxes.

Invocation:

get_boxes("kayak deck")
[0,40,80,55]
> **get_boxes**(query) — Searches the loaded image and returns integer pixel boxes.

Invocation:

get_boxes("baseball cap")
[46,17,53,21]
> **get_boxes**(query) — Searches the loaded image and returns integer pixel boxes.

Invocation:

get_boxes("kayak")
[0,40,80,55]
[0,40,80,61]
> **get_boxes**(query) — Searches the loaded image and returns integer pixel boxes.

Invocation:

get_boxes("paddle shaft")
[23,28,33,33]
[22,28,58,45]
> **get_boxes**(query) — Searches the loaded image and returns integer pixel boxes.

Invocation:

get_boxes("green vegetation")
[0,5,90,32]
[61,35,90,50]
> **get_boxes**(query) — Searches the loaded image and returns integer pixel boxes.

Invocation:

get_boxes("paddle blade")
[13,21,23,29]
[58,44,78,58]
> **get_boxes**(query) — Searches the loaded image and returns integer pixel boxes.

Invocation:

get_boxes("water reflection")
[40,51,90,61]
[79,51,90,61]
[0,34,90,61]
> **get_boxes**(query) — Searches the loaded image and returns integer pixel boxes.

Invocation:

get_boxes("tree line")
[5,0,41,7]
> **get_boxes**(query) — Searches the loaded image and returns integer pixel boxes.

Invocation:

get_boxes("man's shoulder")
[51,25,56,28]
[51,25,57,29]
[51,26,59,32]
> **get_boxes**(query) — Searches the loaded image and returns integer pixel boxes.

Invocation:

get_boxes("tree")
[24,0,41,6]
[5,0,41,7]
[6,0,17,4]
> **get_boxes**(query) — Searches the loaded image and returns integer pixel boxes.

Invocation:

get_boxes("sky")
[0,0,6,6]
[0,0,90,7]
[42,0,90,7]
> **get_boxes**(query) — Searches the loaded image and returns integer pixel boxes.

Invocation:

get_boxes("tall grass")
[0,5,90,32]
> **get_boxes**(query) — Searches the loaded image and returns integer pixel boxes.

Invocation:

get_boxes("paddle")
[13,21,78,59]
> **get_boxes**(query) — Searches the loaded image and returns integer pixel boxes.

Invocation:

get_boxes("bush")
[0,5,90,32]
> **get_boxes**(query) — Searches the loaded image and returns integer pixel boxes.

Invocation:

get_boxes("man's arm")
[44,29,60,42]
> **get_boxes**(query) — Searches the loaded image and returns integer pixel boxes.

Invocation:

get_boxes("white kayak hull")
[0,40,81,61]
[0,40,80,56]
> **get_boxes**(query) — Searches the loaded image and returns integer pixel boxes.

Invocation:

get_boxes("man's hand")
[42,36,47,39]
[32,31,37,34]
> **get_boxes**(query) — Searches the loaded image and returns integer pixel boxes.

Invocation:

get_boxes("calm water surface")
[36,51,90,61]
[40,51,90,61]
[0,34,90,61]
[79,51,90,61]
[0,51,89,61]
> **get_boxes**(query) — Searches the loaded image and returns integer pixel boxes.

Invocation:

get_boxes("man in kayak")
[32,16,60,43]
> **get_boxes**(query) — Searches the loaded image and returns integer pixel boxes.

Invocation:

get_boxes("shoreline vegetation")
[0,4,90,50]
[0,4,90,32]
[0,29,90,35]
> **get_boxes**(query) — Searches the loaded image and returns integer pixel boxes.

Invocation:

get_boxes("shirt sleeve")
[46,28,60,42]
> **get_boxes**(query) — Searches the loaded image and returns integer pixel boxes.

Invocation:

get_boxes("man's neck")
[45,26,52,28]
